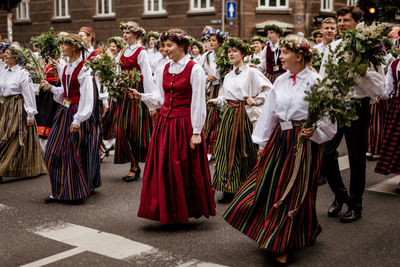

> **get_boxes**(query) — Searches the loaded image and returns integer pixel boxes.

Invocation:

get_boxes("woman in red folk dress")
[115,21,156,182]
[131,29,216,224]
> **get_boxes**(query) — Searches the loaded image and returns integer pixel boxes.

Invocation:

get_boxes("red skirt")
[137,114,216,224]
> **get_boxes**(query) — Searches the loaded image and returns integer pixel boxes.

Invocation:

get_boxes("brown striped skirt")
[0,95,46,178]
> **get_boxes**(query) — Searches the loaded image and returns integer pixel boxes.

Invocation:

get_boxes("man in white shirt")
[320,6,385,223]
[314,17,337,54]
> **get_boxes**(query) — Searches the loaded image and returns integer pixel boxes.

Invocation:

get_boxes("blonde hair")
[281,34,313,65]
[321,17,336,28]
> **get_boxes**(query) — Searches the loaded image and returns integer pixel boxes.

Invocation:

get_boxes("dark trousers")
[323,98,371,212]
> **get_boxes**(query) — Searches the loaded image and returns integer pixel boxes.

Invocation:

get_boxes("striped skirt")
[102,100,119,140]
[367,100,388,155]
[375,97,400,175]
[204,84,221,154]
[114,82,152,164]
[265,72,283,85]
[212,105,258,193]
[223,124,323,253]
[45,104,100,200]
[0,95,46,178]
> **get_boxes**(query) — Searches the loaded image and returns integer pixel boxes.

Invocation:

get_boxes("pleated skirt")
[212,106,258,193]
[0,95,46,177]
[114,82,152,164]
[375,97,400,175]
[102,100,118,140]
[223,125,323,253]
[204,84,221,154]
[367,100,388,155]
[137,114,216,225]
[45,104,100,200]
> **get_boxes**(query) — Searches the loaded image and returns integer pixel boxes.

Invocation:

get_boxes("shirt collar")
[288,67,308,80]
[68,57,82,68]
[8,64,20,72]
[128,43,140,51]
[171,55,190,66]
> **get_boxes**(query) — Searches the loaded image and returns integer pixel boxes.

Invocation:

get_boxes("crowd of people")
[0,5,399,265]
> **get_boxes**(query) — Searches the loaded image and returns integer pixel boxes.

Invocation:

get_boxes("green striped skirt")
[212,105,258,193]
[0,95,46,178]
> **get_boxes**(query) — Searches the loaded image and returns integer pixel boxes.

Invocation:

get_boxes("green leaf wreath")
[215,46,232,81]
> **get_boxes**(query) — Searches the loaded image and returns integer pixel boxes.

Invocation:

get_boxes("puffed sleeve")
[250,67,274,105]
[141,63,165,109]
[73,66,94,126]
[252,88,279,149]
[310,116,337,144]
[137,49,157,94]
[190,63,207,134]
[20,69,38,120]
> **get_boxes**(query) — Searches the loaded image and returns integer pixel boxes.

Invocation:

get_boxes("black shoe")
[340,208,361,223]
[217,192,234,203]
[123,168,141,182]
[327,199,344,217]
[44,195,57,203]
[0,176,3,183]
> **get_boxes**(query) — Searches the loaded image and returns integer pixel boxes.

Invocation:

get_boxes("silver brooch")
[234,68,241,75]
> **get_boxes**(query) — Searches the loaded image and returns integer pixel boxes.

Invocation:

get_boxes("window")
[97,0,115,16]
[347,0,358,6]
[54,0,70,18]
[144,0,166,14]
[16,0,30,21]
[258,0,289,9]
[320,0,333,12]
[190,0,214,12]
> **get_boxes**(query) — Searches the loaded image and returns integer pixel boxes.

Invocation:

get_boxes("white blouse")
[198,50,220,85]
[117,43,157,95]
[258,42,280,74]
[50,58,94,126]
[383,58,400,99]
[147,48,163,74]
[252,67,337,149]
[210,64,273,107]
[141,55,207,134]
[0,64,38,120]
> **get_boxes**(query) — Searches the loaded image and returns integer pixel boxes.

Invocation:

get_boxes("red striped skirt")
[367,100,388,155]
[223,124,323,253]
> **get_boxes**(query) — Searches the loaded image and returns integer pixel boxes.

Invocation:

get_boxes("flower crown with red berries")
[280,38,313,60]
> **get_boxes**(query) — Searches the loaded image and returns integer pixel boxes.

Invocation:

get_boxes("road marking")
[30,222,154,260]
[27,222,227,266]
[367,175,400,196]
[339,155,349,171]
[20,248,85,267]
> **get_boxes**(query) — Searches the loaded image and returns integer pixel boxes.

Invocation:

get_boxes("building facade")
[0,0,351,45]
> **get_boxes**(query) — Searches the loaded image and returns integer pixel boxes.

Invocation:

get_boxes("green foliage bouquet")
[311,49,323,72]
[31,28,61,62]
[304,23,389,129]
[84,51,116,93]
[110,69,142,102]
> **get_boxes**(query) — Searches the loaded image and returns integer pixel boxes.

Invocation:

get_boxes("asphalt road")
[1,142,399,267]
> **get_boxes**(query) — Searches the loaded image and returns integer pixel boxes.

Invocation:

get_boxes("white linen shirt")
[50,58,94,126]
[319,39,386,100]
[0,64,38,120]
[147,48,163,74]
[252,68,337,149]
[313,42,330,54]
[141,55,207,134]
[211,64,273,107]
[258,42,280,74]
[198,51,220,85]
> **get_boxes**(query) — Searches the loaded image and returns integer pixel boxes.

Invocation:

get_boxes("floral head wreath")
[160,31,192,48]
[58,34,86,51]
[264,24,284,36]
[146,31,160,40]
[191,40,204,54]
[119,21,146,36]
[200,35,208,42]
[1,43,24,62]
[250,36,266,44]
[280,37,313,60]
[107,36,125,49]
[311,29,322,39]
[223,37,254,56]
[205,29,229,41]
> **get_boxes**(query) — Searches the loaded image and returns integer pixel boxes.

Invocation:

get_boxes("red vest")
[159,60,196,118]
[45,64,59,83]
[266,43,284,74]
[120,47,144,81]
[62,61,85,104]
